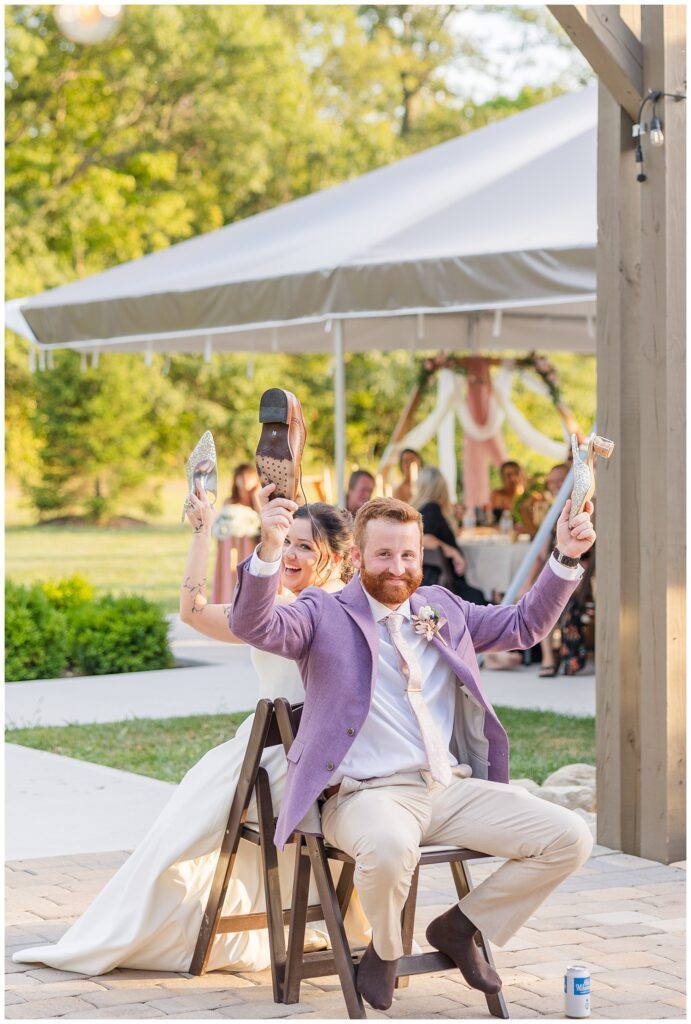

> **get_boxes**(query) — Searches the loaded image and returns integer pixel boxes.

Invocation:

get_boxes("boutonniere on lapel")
[411,605,448,646]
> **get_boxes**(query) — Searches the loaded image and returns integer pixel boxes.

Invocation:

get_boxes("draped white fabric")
[382,367,569,492]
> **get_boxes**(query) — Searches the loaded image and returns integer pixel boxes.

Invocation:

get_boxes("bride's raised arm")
[179,481,244,642]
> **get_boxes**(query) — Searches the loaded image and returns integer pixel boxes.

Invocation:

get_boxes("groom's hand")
[257,483,297,562]
[555,498,596,559]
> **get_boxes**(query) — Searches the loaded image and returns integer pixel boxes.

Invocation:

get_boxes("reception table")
[456,529,532,600]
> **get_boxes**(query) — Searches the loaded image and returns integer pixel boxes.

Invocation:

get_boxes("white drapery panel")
[382,367,569,493]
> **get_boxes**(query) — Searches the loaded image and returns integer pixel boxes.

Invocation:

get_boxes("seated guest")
[393,449,423,504]
[347,469,375,515]
[412,466,487,605]
[490,460,525,524]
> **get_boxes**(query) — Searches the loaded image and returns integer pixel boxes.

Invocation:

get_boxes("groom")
[229,489,595,1010]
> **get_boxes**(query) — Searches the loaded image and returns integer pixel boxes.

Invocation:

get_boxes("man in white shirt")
[230,491,595,1010]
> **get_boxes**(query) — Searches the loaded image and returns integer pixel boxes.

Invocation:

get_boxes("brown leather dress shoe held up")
[426,905,502,994]
[255,389,306,502]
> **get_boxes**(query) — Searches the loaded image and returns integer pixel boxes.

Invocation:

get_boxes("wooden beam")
[637,3,686,864]
[548,6,643,120]
[595,83,642,855]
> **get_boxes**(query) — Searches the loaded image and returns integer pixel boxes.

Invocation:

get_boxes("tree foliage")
[5,5,594,520]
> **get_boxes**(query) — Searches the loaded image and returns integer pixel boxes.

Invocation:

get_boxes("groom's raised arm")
[227,484,320,660]
[453,498,596,654]
[455,556,582,654]
[227,549,320,660]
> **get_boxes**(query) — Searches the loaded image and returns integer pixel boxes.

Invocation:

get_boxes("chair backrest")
[273,698,304,756]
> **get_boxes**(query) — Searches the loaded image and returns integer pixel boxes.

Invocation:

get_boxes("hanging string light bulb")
[54,5,123,45]
[632,88,686,182]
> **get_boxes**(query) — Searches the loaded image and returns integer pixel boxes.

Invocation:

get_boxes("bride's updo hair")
[294,503,355,583]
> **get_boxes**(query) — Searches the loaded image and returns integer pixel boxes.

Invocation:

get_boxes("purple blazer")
[228,559,580,849]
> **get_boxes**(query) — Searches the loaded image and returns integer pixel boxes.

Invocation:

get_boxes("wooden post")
[636,4,686,863]
[595,81,642,855]
[551,4,686,862]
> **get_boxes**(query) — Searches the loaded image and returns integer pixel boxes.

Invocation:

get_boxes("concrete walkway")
[5,745,175,860]
[6,845,685,1019]
[5,618,595,729]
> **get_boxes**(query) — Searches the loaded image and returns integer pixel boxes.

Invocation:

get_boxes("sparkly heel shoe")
[181,431,218,522]
[569,433,614,526]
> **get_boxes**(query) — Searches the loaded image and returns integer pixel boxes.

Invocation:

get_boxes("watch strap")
[553,547,581,568]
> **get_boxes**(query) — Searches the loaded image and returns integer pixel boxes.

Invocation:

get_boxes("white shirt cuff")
[549,552,585,581]
[249,545,282,577]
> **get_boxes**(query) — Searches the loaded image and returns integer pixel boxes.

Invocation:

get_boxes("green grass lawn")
[5,477,220,612]
[5,524,217,612]
[5,706,594,785]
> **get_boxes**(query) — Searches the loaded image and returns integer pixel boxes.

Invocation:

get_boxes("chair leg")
[306,836,367,1019]
[451,861,510,1020]
[284,838,311,1005]
[189,701,275,975]
[334,859,356,918]
[256,767,287,1004]
[395,864,420,990]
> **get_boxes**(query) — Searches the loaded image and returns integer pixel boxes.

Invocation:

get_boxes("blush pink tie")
[384,613,453,787]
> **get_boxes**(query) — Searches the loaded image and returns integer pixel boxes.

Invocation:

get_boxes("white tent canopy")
[6,87,597,500]
[7,87,597,357]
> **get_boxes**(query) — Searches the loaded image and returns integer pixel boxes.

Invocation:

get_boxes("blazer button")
[326,761,334,771]
[346,727,355,736]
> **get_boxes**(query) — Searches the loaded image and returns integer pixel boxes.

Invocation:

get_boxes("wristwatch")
[552,547,581,568]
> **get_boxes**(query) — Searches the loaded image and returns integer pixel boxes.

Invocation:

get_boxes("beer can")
[564,963,591,1018]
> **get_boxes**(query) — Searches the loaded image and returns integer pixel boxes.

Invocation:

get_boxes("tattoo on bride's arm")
[183,576,208,612]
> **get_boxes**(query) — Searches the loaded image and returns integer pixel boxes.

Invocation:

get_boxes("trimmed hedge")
[5,577,173,681]
[68,595,174,676]
[5,581,70,681]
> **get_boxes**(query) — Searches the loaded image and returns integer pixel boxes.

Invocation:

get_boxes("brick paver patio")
[6,844,685,1020]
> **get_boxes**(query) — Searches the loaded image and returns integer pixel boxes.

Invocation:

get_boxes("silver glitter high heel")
[569,432,614,525]
[181,431,218,523]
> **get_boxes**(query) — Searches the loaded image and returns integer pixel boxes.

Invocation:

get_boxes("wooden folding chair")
[273,697,510,1020]
[189,699,289,999]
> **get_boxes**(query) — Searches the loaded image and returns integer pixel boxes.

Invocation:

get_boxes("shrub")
[40,574,94,612]
[68,595,174,676]
[5,580,70,681]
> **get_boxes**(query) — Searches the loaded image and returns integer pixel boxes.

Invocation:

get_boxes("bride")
[13,484,370,976]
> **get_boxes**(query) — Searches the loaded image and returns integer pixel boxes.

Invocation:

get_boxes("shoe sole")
[256,388,297,501]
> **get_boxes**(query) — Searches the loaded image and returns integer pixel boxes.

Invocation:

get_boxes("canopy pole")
[334,321,346,506]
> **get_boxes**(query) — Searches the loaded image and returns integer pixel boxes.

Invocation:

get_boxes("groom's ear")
[351,544,362,570]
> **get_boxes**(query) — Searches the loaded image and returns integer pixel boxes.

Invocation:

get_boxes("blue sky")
[448,6,593,102]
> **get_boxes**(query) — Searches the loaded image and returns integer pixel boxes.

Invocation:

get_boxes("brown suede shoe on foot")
[255,389,306,502]
[426,905,502,995]
[356,941,398,1011]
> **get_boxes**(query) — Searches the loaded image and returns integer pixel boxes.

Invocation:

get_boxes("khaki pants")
[320,768,593,960]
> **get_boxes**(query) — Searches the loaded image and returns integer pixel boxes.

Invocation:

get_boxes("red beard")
[359,565,423,606]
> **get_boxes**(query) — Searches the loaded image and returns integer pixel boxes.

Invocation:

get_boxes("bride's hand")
[186,481,217,536]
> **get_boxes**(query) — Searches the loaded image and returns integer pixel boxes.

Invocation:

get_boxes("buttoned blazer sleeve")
[441,559,582,654]
[227,556,322,661]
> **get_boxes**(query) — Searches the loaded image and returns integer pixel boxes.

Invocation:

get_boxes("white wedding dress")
[13,649,363,976]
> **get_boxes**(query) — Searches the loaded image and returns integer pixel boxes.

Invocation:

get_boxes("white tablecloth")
[457,535,531,599]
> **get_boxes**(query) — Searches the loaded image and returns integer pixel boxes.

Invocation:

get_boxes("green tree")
[27,351,192,521]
